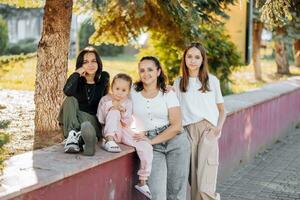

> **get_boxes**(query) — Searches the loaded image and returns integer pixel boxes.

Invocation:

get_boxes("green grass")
[1,53,300,94]
[0,54,139,91]
[0,120,11,129]
[230,60,300,94]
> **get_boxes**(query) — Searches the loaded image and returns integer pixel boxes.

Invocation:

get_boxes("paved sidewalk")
[217,127,300,200]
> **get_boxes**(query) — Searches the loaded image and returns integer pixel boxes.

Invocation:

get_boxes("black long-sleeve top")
[63,71,110,115]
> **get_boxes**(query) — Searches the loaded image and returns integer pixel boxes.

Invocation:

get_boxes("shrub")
[5,38,37,55]
[0,16,8,55]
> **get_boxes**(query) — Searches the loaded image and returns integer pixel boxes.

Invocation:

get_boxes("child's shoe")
[135,184,152,199]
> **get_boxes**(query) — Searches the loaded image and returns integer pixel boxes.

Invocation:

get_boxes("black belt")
[145,125,169,136]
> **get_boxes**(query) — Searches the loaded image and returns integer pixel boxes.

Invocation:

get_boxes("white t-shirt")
[173,74,224,127]
[131,89,180,132]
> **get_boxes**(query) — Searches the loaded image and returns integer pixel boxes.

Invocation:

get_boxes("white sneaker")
[135,184,152,199]
[64,130,81,153]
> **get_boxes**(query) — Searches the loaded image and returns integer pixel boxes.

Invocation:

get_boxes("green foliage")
[0,132,9,147]
[78,19,124,56]
[260,0,292,28]
[77,0,240,94]
[0,16,8,55]
[0,119,10,171]
[139,23,241,94]
[5,38,37,55]
[138,31,182,83]
[0,120,10,129]
[260,0,300,39]
[201,24,242,94]
[74,0,236,46]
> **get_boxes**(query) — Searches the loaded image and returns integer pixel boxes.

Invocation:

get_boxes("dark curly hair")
[134,56,167,93]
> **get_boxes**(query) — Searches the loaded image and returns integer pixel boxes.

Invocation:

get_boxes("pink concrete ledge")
[0,143,147,200]
[219,77,300,180]
[1,77,300,199]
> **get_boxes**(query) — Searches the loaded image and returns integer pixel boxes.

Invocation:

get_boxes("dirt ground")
[0,89,35,156]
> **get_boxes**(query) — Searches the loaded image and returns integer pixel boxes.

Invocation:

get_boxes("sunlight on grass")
[230,59,300,94]
[1,54,300,94]
[0,55,139,91]
[0,57,37,91]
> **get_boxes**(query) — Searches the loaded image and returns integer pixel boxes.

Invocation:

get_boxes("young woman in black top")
[58,46,110,156]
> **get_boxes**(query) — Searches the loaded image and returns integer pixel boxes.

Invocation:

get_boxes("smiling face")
[185,47,203,75]
[111,78,131,101]
[138,59,161,86]
[82,52,98,75]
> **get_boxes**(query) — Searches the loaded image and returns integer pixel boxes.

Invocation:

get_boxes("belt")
[145,125,169,136]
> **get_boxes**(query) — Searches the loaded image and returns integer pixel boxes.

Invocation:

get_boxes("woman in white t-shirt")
[132,56,190,200]
[174,43,226,200]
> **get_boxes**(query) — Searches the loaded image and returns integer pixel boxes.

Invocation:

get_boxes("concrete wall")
[219,78,300,180]
[2,77,300,200]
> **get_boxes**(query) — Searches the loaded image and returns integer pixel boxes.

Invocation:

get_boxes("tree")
[33,0,73,148]
[294,39,300,67]
[1,0,73,147]
[260,0,300,73]
[290,0,300,67]
[77,0,240,93]
[1,0,240,146]
[0,16,8,55]
[252,0,265,80]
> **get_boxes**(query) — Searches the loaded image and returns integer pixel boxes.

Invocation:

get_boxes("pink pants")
[104,110,153,181]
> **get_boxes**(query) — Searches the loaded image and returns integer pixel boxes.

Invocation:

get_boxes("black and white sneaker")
[64,130,81,153]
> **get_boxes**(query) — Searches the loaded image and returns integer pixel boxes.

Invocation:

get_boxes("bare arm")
[214,103,226,137]
[150,106,182,145]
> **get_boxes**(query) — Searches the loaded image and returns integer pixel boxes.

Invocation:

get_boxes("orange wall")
[225,0,249,62]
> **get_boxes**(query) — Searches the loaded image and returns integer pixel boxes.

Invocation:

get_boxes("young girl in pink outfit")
[97,73,153,199]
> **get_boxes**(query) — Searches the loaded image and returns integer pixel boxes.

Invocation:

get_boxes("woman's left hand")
[133,132,151,143]
[212,127,222,138]
[166,85,175,93]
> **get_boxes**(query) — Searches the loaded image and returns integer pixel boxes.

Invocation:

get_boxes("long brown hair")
[179,43,210,93]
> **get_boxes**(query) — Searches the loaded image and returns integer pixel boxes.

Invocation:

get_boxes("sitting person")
[58,46,109,156]
[97,73,153,199]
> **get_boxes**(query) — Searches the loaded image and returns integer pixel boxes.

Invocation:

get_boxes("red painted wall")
[12,153,147,200]
[9,88,300,200]
[218,89,300,180]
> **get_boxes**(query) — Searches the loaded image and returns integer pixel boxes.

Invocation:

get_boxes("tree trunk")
[34,0,73,148]
[275,28,290,74]
[294,39,300,68]
[252,21,263,80]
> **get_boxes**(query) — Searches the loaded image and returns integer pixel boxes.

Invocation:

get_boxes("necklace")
[85,84,96,103]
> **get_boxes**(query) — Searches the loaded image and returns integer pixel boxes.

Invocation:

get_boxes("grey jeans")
[146,126,191,200]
